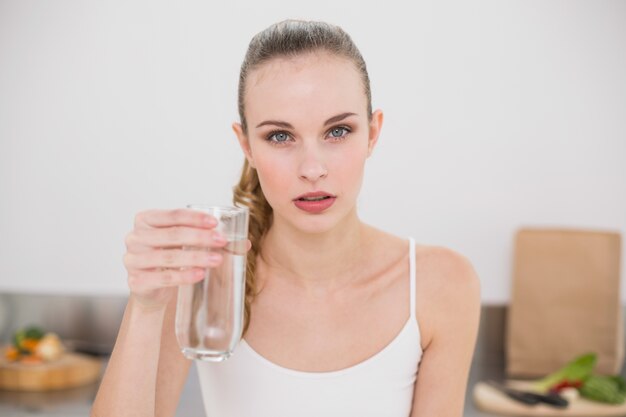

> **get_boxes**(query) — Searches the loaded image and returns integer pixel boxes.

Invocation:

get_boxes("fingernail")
[212,233,226,243]
[204,215,216,226]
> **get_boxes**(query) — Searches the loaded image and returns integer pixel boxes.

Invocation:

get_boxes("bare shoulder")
[414,244,481,350]
[415,245,480,291]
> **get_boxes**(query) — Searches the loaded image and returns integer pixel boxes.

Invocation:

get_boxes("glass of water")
[175,204,249,361]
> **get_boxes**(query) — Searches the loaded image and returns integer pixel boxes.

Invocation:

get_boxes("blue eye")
[266,131,291,144]
[328,126,350,140]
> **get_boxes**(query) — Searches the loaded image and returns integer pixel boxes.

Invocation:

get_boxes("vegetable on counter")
[579,375,626,405]
[3,325,65,364]
[532,352,596,393]
[35,333,65,362]
[531,352,626,405]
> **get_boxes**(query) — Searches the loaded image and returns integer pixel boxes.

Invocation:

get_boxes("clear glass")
[175,204,249,361]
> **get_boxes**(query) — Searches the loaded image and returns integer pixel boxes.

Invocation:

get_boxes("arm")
[155,290,196,417]
[410,248,481,417]
[91,292,191,417]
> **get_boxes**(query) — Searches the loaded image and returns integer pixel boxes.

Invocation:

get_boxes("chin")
[295,218,338,235]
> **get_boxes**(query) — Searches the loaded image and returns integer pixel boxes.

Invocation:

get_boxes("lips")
[294,191,336,201]
[293,191,336,213]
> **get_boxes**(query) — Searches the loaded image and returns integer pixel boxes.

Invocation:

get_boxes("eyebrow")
[255,112,358,129]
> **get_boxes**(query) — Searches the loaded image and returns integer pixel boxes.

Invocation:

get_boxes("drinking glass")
[175,204,249,361]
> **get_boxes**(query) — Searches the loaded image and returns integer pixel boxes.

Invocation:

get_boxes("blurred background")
[0,0,624,416]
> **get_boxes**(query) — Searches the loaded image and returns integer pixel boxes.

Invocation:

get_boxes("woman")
[92,19,481,417]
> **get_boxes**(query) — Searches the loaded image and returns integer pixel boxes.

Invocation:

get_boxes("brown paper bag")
[505,228,623,378]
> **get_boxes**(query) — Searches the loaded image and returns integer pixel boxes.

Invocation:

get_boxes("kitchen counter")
[0,356,507,417]
[2,294,625,417]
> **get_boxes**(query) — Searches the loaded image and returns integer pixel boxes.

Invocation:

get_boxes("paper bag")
[505,228,623,378]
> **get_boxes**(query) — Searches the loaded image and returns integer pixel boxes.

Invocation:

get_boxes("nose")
[298,143,328,182]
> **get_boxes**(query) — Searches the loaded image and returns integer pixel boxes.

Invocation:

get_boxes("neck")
[260,210,367,296]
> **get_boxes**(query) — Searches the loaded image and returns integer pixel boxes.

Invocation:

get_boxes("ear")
[232,122,255,168]
[367,109,384,158]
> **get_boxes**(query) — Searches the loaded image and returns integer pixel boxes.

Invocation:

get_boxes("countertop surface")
[0,357,505,417]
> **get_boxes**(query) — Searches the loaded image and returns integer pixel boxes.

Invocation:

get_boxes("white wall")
[1,0,624,303]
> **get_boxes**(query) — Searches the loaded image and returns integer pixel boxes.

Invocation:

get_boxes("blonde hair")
[232,19,373,336]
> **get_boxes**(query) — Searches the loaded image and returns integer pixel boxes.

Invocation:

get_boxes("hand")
[123,208,250,310]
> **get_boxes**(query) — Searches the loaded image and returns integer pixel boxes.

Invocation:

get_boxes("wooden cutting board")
[473,380,626,416]
[0,352,102,391]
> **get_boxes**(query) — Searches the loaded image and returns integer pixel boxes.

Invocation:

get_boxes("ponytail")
[232,159,272,336]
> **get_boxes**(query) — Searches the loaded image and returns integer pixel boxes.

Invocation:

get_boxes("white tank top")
[196,237,422,417]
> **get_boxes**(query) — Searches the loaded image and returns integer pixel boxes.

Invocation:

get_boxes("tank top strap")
[408,237,416,320]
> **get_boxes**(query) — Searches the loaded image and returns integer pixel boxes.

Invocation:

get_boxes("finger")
[134,208,216,230]
[128,227,228,250]
[125,243,152,254]
[124,231,153,253]
[124,248,223,270]
[246,239,252,251]
[128,267,206,291]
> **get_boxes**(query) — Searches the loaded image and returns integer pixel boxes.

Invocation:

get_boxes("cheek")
[253,152,293,202]
[330,144,368,189]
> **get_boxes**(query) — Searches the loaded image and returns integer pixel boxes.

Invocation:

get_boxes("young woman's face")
[234,51,383,234]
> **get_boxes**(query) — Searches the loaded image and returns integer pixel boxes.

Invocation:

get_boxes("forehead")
[244,52,366,126]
